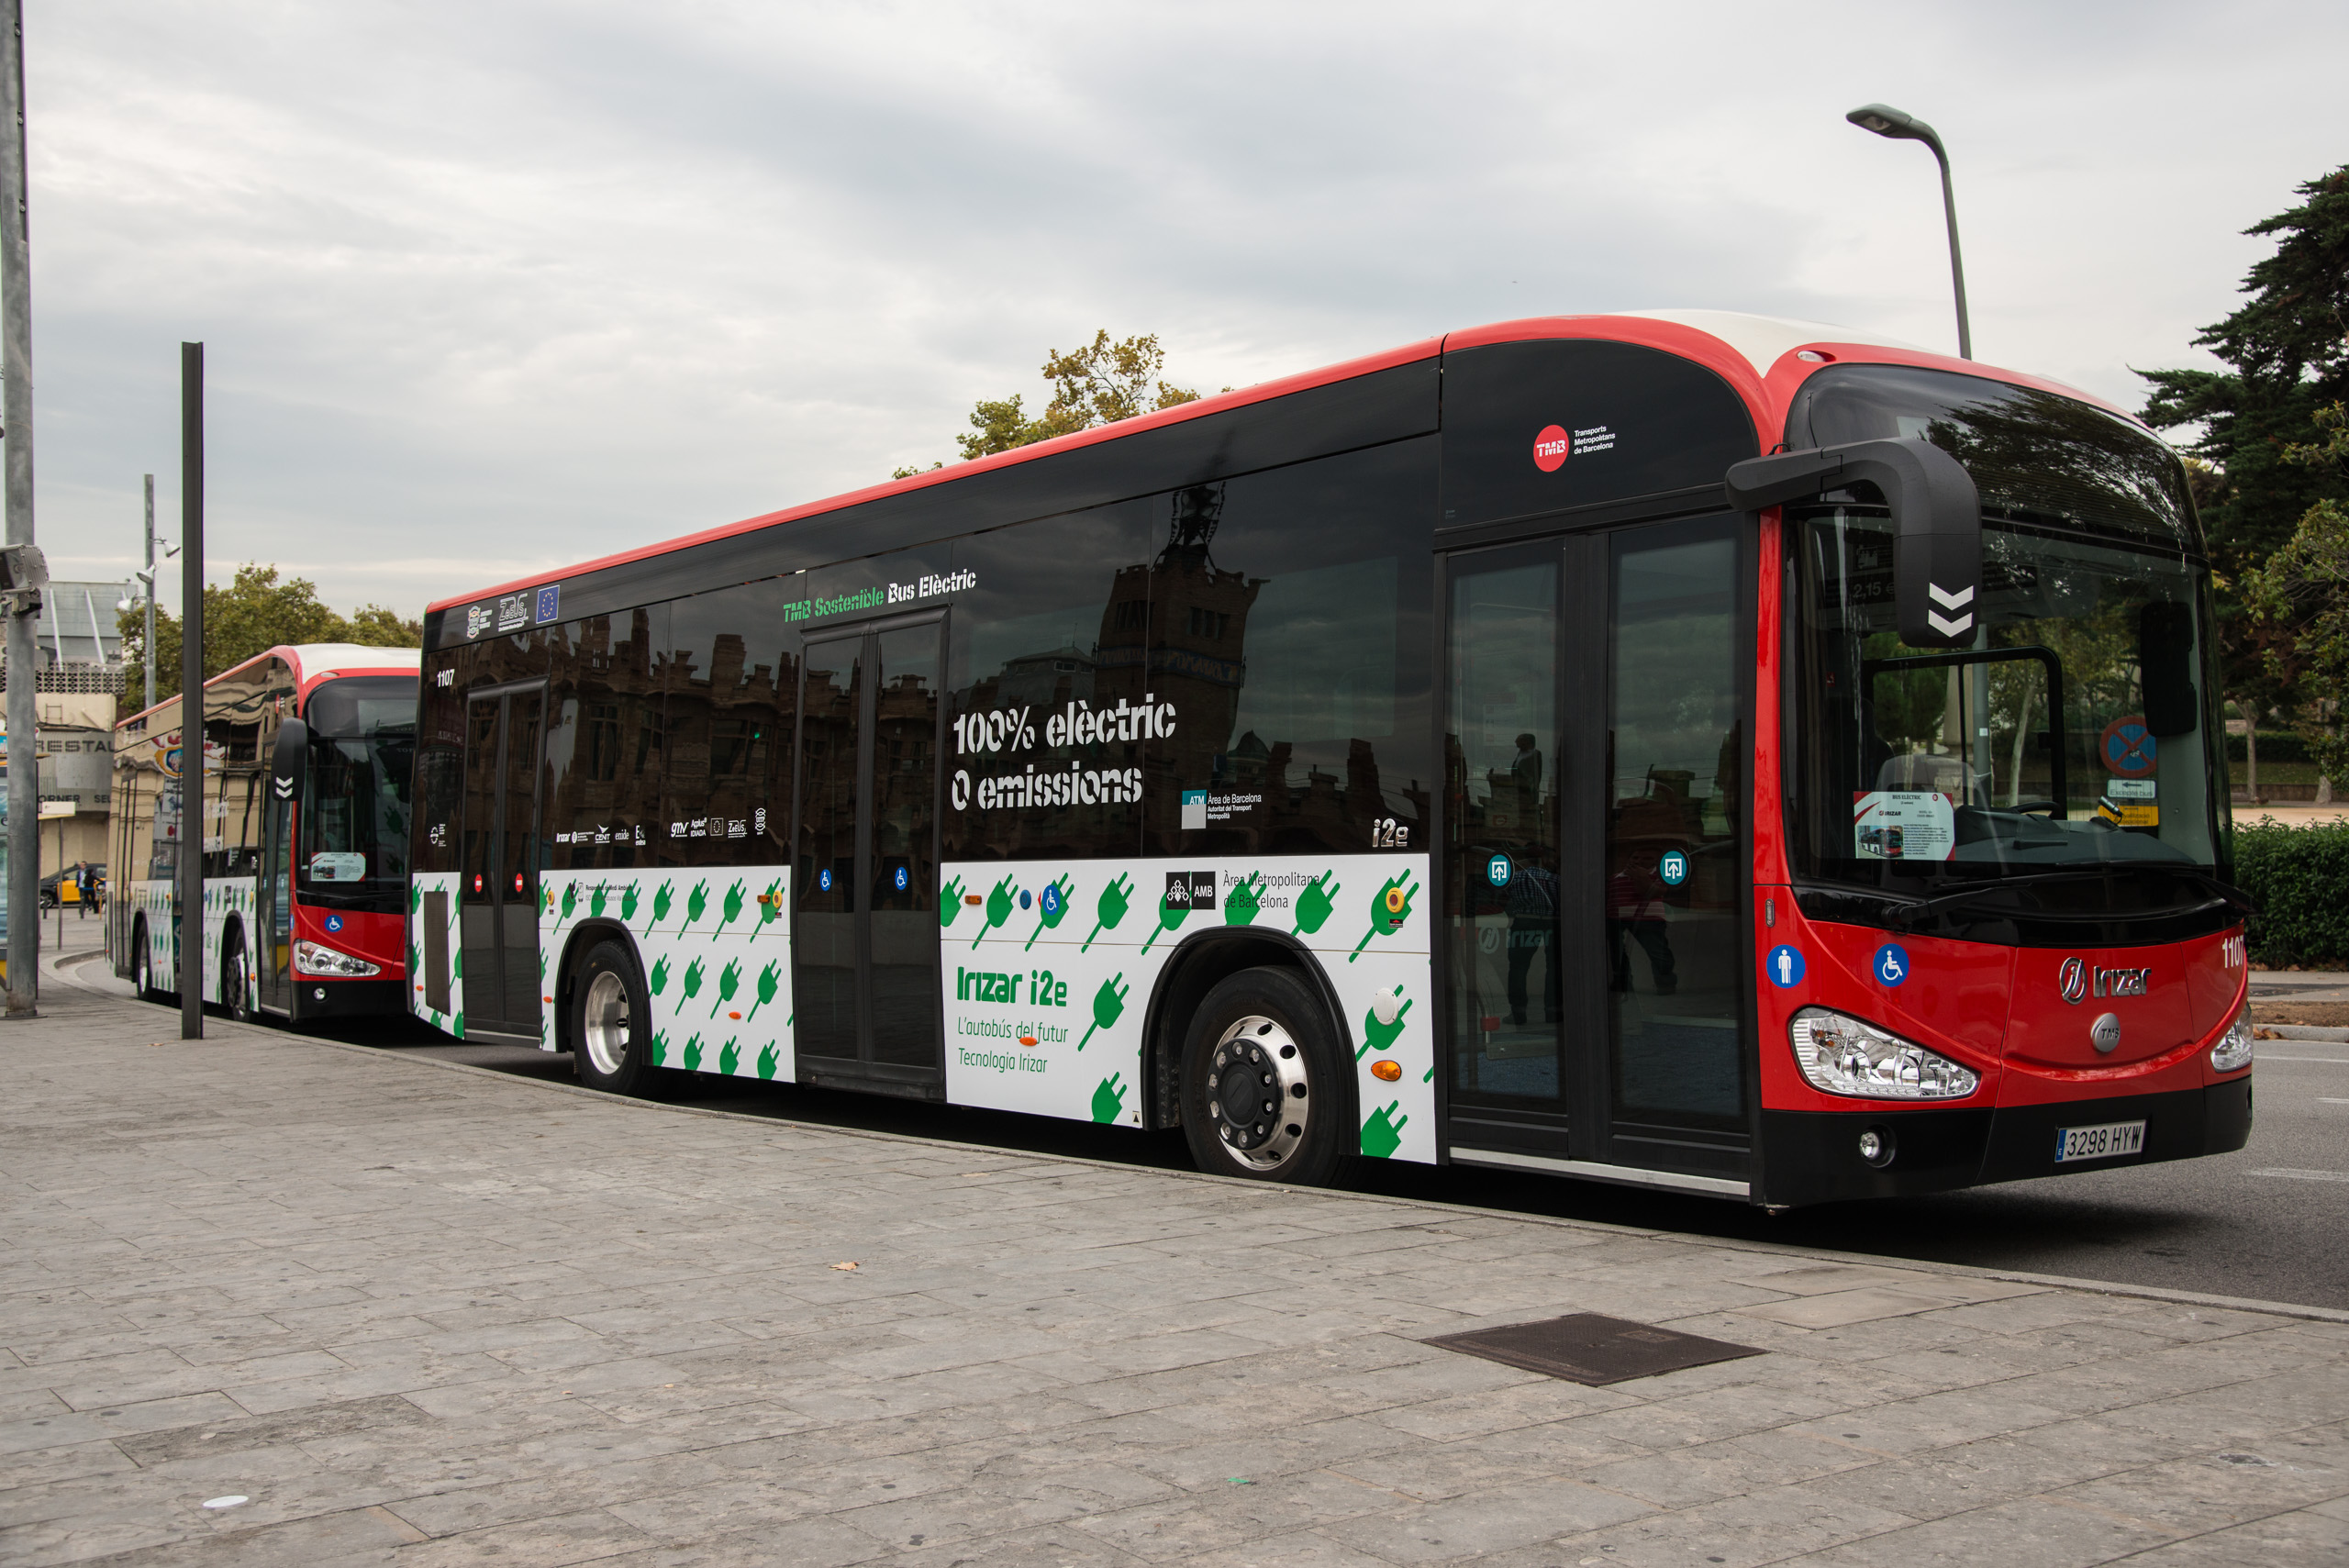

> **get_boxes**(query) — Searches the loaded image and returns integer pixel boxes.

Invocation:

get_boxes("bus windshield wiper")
[1887,867,2252,929]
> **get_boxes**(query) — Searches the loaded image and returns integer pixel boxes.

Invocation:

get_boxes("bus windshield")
[1787,372,2229,900]
[298,674,416,911]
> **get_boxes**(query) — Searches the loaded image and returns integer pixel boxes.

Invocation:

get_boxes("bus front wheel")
[571,939,653,1096]
[131,921,169,1006]
[1179,965,1349,1186]
[221,929,255,1024]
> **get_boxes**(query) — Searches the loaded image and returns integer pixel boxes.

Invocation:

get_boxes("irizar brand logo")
[2058,957,2149,1004]
[956,966,1071,1007]
[1926,582,1976,639]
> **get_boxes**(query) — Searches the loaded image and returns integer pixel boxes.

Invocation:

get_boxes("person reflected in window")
[1509,733,1542,827]
[1505,859,1560,1027]
[1608,808,1679,995]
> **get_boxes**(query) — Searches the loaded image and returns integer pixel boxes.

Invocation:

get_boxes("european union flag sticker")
[535,584,561,624]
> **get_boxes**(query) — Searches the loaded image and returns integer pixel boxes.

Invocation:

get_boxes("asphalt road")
[59,951,2349,1313]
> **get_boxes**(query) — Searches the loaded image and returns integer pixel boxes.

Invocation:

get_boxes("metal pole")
[1930,144,1973,361]
[2,0,36,1018]
[178,342,202,1040]
[142,473,155,706]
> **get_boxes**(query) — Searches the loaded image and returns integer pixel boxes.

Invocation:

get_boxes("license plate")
[2054,1120,2146,1163]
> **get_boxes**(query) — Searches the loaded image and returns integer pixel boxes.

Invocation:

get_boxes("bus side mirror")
[1726,435,1983,650]
[2138,601,2199,737]
[270,717,308,804]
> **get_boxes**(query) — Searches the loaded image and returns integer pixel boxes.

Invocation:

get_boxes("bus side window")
[1139,438,1435,857]
[947,503,1151,864]
[664,584,796,868]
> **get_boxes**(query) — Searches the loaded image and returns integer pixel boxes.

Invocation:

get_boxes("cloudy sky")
[25,0,2349,618]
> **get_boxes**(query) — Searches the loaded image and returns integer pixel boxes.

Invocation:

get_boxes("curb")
[58,959,2349,1330]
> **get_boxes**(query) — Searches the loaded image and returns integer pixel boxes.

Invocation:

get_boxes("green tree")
[892,331,1206,477]
[117,562,422,710]
[2139,165,2349,737]
[2243,402,2349,789]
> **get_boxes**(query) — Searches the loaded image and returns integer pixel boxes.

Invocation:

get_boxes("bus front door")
[793,618,944,1095]
[459,686,547,1043]
[1443,517,1752,1194]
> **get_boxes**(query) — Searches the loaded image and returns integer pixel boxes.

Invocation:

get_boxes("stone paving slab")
[6,975,2349,1565]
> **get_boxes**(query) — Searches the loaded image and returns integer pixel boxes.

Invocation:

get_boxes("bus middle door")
[793,617,944,1095]
[459,684,547,1043]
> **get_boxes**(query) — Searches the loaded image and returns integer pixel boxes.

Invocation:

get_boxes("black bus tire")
[1179,964,1351,1187]
[571,938,654,1096]
[131,919,168,1005]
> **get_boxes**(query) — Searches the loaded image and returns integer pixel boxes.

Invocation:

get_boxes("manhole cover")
[1423,1312,1763,1385]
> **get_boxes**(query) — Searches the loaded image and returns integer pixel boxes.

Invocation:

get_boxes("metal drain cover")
[1423,1312,1763,1385]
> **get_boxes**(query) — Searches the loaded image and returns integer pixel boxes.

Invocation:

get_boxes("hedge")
[2224,730,2317,765]
[2233,818,2349,966]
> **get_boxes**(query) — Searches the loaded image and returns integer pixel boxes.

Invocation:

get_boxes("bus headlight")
[295,940,382,978]
[1788,1007,1980,1100]
[2210,1009,2254,1073]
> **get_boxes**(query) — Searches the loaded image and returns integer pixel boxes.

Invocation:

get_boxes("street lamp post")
[1846,103,1972,361]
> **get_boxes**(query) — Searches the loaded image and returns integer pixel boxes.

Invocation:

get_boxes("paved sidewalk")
[6,978,2349,1566]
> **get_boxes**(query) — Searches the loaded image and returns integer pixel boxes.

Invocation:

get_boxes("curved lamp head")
[1847,103,1946,161]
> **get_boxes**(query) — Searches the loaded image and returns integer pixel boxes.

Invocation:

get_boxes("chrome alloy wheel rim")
[1207,1013,1309,1170]
[582,970,632,1078]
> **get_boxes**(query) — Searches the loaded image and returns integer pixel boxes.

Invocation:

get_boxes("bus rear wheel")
[131,920,169,1005]
[1180,965,1349,1186]
[571,939,653,1096]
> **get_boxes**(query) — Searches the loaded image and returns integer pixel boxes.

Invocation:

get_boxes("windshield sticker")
[1853,790,1956,861]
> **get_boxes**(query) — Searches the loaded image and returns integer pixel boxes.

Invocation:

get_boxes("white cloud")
[22,0,2349,615]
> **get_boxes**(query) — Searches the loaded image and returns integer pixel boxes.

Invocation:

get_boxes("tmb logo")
[1163,871,1216,912]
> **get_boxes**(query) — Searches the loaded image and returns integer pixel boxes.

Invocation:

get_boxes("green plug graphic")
[1361,1102,1409,1159]
[711,958,742,1016]
[588,882,610,919]
[1359,987,1412,1059]
[973,876,1016,949]
[718,1038,740,1075]
[558,882,579,928]
[620,883,640,927]
[1025,875,1075,950]
[682,1033,704,1072]
[1348,873,1419,962]
[1225,872,1266,927]
[650,954,672,995]
[682,958,707,1007]
[756,1040,780,1080]
[1090,1073,1128,1124]
[1076,973,1129,1051]
[940,874,965,929]
[685,880,710,929]
[1141,888,1191,953]
[649,1030,668,1066]
[1291,871,1341,937]
[751,880,783,940]
[1083,874,1133,951]
[715,881,746,937]
[745,961,783,1019]
[651,880,675,929]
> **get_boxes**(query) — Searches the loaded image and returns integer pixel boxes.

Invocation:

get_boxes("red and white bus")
[111,643,421,1024]
[406,310,2252,1206]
